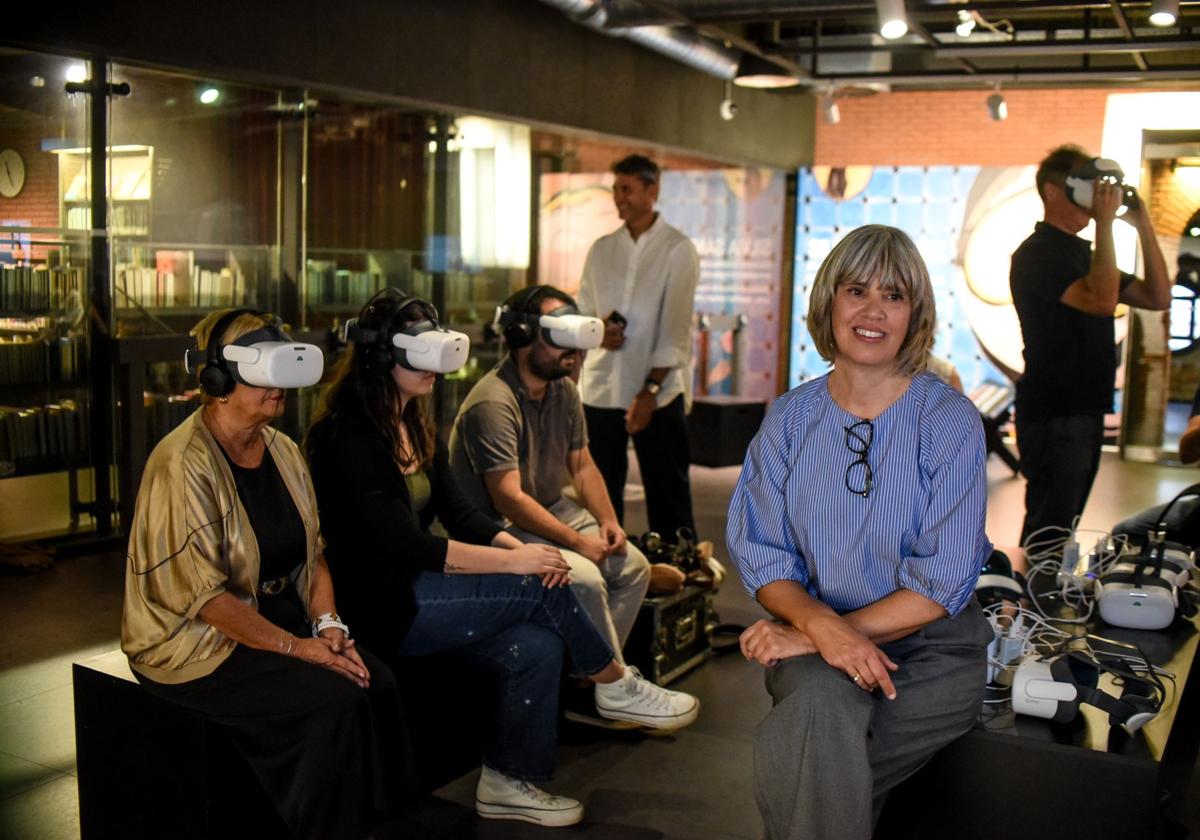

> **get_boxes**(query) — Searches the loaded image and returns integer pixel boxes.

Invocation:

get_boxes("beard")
[529,348,576,381]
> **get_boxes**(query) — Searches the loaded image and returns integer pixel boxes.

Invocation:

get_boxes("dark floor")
[2,452,1200,838]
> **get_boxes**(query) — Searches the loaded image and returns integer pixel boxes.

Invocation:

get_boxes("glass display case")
[1,53,537,542]
[0,50,101,540]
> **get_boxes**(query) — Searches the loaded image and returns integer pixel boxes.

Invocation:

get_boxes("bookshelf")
[111,241,281,335]
[0,228,90,481]
[56,145,153,237]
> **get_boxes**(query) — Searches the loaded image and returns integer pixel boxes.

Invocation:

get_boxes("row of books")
[0,400,85,468]
[66,204,150,233]
[0,336,85,386]
[145,391,200,448]
[307,266,391,307]
[0,266,85,315]
[116,265,248,309]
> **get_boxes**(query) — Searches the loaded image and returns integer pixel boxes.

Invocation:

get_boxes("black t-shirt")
[221,444,307,583]
[1009,221,1135,420]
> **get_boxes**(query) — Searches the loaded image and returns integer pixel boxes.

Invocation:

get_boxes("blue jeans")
[396,572,614,781]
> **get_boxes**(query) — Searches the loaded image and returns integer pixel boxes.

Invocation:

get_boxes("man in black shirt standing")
[1010,145,1170,544]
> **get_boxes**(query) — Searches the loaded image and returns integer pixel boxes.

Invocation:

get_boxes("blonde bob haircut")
[189,309,276,405]
[806,224,936,377]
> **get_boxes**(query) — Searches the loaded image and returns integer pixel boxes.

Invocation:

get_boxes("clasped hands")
[740,614,899,700]
[294,628,371,689]
[573,519,628,566]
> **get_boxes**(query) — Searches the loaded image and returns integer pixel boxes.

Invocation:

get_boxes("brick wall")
[813,88,1136,167]
[1,108,60,234]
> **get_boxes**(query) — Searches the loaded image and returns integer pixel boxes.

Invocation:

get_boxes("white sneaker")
[594,665,700,731]
[475,766,584,827]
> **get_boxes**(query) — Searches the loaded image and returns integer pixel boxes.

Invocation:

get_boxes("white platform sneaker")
[594,665,700,730]
[475,765,584,827]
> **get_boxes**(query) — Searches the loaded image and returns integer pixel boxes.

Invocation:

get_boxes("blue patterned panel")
[790,165,1003,392]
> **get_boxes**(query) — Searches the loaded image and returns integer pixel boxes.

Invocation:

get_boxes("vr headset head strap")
[347,288,442,372]
[495,284,577,349]
[187,308,274,396]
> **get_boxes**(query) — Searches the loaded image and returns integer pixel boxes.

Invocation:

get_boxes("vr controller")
[1064,157,1140,215]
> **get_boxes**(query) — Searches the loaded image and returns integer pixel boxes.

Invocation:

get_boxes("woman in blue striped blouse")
[727,224,993,840]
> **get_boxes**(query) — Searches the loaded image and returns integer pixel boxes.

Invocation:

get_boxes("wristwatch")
[312,612,351,638]
[642,378,662,396]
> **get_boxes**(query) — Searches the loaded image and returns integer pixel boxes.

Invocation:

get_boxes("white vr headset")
[1064,157,1140,214]
[344,293,470,375]
[211,340,323,389]
[1096,541,1195,631]
[538,311,603,350]
[389,323,469,374]
[1011,649,1163,734]
[185,314,324,396]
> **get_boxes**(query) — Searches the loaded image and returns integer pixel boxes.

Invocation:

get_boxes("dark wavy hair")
[305,295,435,472]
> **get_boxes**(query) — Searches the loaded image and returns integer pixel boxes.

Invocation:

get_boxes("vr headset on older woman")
[344,289,470,374]
[184,309,324,395]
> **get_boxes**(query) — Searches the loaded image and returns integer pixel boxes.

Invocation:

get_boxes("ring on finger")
[851,672,863,684]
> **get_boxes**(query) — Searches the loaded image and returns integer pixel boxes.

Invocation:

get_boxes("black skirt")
[136,589,415,840]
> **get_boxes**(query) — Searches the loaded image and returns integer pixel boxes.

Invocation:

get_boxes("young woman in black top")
[305,290,698,828]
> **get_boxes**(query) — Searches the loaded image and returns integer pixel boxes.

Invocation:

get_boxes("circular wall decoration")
[0,148,26,198]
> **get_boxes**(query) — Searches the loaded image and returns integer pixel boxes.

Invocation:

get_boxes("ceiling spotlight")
[876,0,908,39]
[1149,0,1179,26]
[821,92,841,125]
[987,88,1008,122]
[65,64,87,84]
[29,76,45,88]
[734,53,801,88]
[956,10,977,37]
[719,80,738,121]
[199,87,221,105]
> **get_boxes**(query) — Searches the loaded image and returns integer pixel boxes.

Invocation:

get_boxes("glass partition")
[0,49,96,538]
[109,65,283,337]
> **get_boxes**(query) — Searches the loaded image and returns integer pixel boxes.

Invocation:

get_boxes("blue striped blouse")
[727,372,990,616]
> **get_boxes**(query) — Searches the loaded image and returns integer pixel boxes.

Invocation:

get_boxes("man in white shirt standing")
[578,155,700,539]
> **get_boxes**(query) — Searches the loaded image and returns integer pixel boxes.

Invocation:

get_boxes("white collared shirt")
[577,214,699,410]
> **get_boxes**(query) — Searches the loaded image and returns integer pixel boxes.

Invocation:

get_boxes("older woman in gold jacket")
[122,309,409,840]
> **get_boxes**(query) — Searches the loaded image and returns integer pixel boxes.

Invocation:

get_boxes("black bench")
[969,381,1020,476]
[74,650,490,839]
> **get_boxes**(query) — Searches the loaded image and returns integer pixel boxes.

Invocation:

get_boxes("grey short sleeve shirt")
[448,357,587,523]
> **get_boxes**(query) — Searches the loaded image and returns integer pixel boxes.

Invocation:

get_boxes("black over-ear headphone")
[192,308,277,397]
[348,288,440,375]
[496,285,547,349]
[493,285,578,349]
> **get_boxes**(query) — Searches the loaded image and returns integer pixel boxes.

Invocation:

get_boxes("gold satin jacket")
[121,409,321,684]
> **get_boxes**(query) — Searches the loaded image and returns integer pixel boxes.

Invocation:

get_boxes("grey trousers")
[754,602,991,840]
[508,496,651,665]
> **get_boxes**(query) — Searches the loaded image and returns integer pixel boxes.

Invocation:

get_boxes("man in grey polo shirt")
[449,286,655,674]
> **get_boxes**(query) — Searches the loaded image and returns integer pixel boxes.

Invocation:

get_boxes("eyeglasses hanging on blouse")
[844,419,874,498]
